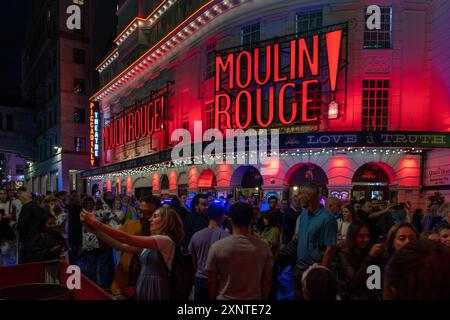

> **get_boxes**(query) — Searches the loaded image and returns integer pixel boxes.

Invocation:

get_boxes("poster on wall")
[425,164,450,186]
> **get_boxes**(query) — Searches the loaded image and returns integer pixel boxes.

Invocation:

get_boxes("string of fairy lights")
[86,147,424,181]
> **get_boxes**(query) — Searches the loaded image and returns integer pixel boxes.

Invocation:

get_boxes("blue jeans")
[80,249,115,291]
[194,277,208,301]
[113,249,122,267]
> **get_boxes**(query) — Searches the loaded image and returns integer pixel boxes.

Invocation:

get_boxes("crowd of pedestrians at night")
[1,184,450,300]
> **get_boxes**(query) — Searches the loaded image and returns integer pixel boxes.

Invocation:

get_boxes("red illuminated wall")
[97,0,448,169]
[428,0,450,131]
[169,170,177,191]
[152,172,160,192]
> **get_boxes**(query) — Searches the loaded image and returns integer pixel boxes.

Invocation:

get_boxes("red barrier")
[0,263,47,288]
[59,261,111,300]
[0,261,111,300]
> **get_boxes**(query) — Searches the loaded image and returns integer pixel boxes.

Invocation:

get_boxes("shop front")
[82,130,450,211]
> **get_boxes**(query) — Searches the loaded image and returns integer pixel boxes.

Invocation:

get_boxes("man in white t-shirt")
[206,202,273,300]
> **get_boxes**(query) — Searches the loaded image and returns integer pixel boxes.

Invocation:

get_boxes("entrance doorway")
[352,163,390,201]
[285,164,329,200]
[231,166,264,204]
[198,169,217,196]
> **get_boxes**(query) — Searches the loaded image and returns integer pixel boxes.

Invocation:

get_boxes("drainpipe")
[420,149,431,196]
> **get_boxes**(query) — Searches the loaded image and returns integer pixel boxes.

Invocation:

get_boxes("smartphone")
[378,235,387,243]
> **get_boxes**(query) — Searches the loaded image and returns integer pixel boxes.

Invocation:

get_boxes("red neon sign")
[102,95,167,151]
[214,29,344,130]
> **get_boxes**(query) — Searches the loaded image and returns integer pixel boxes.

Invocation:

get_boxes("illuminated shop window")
[205,42,216,80]
[296,10,323,33]
[362,79,390,131]
[205,102,215,130]
[363,7,392,49]
[241,22,260,47]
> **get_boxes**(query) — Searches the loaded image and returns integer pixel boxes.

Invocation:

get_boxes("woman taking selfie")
[81,206,184,300]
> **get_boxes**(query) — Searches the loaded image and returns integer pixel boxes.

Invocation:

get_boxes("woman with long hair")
[81,206,184,300]
[384,240,450,299]
[337,205,357,247]
[383,222,419,265]
[261,211,281,256]
[336,221,384,300]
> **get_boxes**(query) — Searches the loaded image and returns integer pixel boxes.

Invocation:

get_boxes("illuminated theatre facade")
[82,0,450,208]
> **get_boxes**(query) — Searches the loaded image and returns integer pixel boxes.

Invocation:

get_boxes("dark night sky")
[0,0,31,97]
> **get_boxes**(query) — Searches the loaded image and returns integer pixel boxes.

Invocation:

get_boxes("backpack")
[160,246,195,300]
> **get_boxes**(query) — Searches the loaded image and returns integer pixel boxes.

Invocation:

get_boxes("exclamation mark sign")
[326,30,343,92]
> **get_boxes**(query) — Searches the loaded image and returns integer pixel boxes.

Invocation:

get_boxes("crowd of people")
[1,184,450,300]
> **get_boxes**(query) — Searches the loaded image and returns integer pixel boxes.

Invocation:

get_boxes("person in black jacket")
[39,215,67,261]
[281,196,302,245]
[181,194,209,254]
[172,196,189,222]
[336,221,384,300]
[16,187,48,264]
[67,192,83,265]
